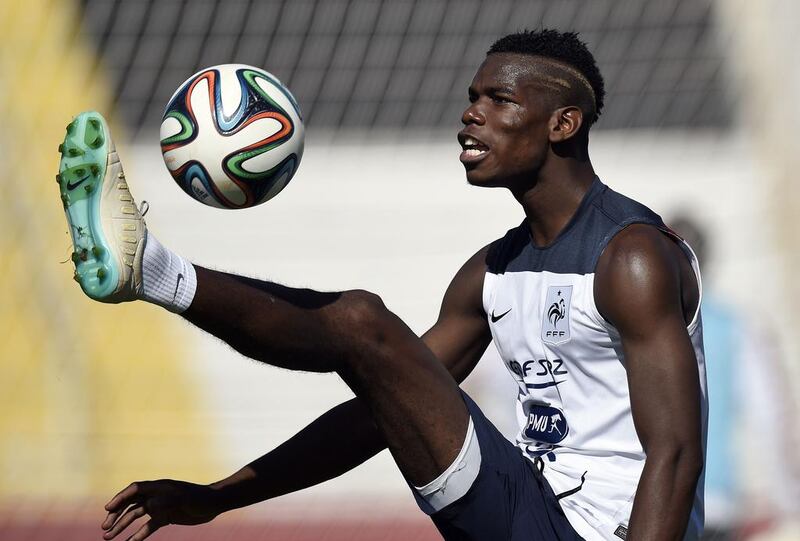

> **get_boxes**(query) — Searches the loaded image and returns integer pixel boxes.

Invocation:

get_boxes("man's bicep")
[423,246,492,383]
[623,319,702,451]
[423,313,492,384]
[595,226,702,449]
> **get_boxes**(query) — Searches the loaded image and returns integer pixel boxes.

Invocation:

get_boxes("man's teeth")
[463,136,487,154]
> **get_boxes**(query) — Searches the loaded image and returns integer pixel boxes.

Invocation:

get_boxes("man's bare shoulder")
[594,223,697,326]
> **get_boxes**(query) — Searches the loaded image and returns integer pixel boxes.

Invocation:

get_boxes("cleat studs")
[66,121,76,135]
[92,246,104,258]
[79,249,89,262]
[71,251,80,264]
[97,267,107,279]
[67,147,84,157]
[56,174,62,184]
[73,272,81,283]
[85,118,104,148]
[58,143,64,154]
[84,184,94,194]
[90,164,100,176]
[61,194,70,206]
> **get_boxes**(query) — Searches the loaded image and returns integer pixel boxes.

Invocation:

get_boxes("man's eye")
[493,95,512,103]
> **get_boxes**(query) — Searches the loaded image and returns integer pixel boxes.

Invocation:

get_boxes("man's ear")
[549,106,584,143]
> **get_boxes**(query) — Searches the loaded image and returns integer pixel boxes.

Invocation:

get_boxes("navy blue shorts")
[412,392,583,541]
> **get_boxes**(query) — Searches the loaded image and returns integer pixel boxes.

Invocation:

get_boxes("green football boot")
[57,111,146,302]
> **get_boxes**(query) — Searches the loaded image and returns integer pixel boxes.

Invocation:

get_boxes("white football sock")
[141,232,197,313]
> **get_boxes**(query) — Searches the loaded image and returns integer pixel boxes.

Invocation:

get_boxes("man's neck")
[516,161,596,248]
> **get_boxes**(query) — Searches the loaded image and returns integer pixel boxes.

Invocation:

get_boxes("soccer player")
[58,30,706,540]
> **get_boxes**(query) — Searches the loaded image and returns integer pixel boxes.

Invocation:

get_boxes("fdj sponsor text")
[509,359,568,378]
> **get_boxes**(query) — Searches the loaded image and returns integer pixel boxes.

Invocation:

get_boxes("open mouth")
[459,135,490,163]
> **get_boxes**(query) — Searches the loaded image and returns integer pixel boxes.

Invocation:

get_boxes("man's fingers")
[102,503,134,530]
[102,502,138,532]
[102,510,120,530]
[127,518,162,541]
[105,482,148,511]
[103,505,146,540]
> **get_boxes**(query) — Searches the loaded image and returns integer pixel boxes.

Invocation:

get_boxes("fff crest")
[542,285,572,345]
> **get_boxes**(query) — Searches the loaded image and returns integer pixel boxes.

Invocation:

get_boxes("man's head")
[488,30,605,127]
[458,29,605,189]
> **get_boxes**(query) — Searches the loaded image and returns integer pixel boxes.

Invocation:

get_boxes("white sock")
[141,232,197,313]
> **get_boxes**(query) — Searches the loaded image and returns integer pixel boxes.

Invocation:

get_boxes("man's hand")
[101,479,221,540]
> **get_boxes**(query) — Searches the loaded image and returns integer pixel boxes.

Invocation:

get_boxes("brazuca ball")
[160,64,304,209]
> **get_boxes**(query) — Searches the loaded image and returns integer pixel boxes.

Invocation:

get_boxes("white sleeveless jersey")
[483,178,708,541]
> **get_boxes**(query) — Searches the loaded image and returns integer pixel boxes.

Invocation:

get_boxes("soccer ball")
[160,64,304,209]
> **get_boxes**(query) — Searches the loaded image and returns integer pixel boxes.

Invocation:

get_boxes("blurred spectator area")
[78,0,734,137]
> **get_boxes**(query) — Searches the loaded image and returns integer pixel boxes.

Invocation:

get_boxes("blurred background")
[1,0,798,539]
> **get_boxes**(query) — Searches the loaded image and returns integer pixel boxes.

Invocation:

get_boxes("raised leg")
[183,266,469,486]
[55,111,469,487]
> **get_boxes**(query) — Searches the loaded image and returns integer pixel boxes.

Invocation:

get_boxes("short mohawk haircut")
[488,29,605,123]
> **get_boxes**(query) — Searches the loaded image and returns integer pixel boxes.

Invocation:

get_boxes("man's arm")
[595,225,704,541]
[101,247,492,540]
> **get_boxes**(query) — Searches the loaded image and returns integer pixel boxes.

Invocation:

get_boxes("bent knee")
[339,289,389,331]
[337,289,414,355]
[335,290,442,386]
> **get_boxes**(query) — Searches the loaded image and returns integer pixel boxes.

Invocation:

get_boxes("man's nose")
[461,104,485,125]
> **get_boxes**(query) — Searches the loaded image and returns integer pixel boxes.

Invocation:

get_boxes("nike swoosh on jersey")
[525,380,565,389]
[491,308,512,322]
